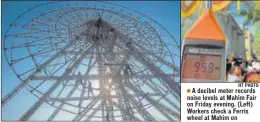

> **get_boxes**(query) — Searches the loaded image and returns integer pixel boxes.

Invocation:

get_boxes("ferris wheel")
[3,1,180,121]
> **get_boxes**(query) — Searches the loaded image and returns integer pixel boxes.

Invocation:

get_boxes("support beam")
[19,44,92,120]
[65,50,165,55]
[114,29,180,96]
[113,74,156,121]
[95,45,106,122]
[45,93,160,102]
[127,83,180,120]
[31,73,177,81]
[122,89,156,121]
[2,40,77,107]
[73,78,116,121]
[146,79,180,110]
[113,77,138,121]
[108,99,142,121]
[47,81,80,121]
[134,42,180,72]
[72,94,101,121]
[133,54,180,95]
[84,104,102,121]
[107,100,115,121]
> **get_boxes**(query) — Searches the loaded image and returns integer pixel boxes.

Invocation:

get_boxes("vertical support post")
[205,0,212,9]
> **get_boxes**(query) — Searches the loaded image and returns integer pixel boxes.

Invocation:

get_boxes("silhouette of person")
[124,63,131,85]
[78,72,84,86]
[88,81,94,96]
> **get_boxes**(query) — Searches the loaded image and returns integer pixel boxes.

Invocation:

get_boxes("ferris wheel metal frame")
[2,1,180,121]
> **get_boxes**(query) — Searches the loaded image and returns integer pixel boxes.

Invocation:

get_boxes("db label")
[188,48,199,53]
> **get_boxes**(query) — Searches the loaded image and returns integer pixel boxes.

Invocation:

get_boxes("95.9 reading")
[194,62,214,73]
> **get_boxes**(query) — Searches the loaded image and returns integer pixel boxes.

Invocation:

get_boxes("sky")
[1,1,180,121]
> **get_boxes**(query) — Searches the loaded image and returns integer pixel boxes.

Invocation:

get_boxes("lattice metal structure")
[3,1,180,121]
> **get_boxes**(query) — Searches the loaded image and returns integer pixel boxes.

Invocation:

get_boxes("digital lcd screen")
[182,54,221,80]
